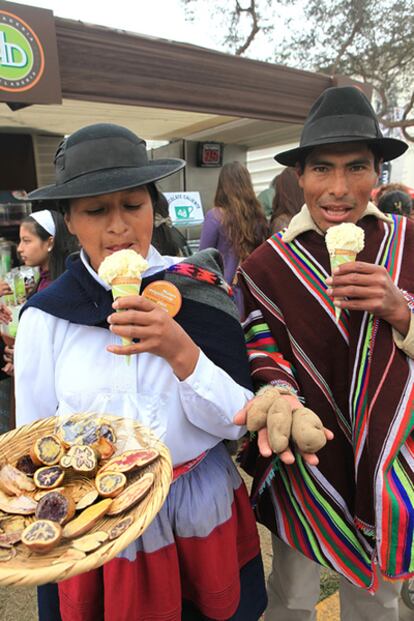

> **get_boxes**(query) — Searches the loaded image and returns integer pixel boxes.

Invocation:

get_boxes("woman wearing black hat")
[14,124,267,621]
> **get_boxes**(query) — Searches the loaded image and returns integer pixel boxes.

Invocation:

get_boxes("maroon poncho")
[239,213,414,590]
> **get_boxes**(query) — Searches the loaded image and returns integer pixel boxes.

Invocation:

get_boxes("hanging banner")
[0,1,61,104]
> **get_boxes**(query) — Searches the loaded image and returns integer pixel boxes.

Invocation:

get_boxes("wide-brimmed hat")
[275,86,408,167]
[28,123,186,201]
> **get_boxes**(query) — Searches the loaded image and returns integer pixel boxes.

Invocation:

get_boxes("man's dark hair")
[296,142,382,173]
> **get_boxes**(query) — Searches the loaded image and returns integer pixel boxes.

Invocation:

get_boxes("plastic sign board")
[164,192,204,225]
[196,142,223,167]
[0,1,61,104]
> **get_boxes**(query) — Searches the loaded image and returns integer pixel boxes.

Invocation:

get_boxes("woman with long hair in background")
[199,161,269,316]
[270,167,304,234]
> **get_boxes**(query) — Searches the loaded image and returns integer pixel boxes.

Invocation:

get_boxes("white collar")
[281,202,392,243]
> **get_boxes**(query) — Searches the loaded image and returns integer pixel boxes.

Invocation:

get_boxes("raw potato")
[267,397,293,454]
[291,407,326,453]
[246,391,277,432]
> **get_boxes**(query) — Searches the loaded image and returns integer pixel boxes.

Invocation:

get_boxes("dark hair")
[22,211,79,281]
[270,168,304,232]
[214,162,269,262]
[59,186,190,256]
[297,142,382,173]
[377,190,413,216]
[374,182,412,205]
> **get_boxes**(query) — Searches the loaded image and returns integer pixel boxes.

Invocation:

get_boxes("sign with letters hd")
[164,192,204,225]
[0,1,61,104]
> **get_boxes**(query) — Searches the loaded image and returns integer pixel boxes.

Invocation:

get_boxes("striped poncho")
[238,213,414,590]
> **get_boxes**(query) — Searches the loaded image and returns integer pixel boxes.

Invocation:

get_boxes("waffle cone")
[110,279,142,360]
[329,250,356,322]
[111,277,141,286]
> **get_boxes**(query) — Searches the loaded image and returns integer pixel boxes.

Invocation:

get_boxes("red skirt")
[58,443,264,621]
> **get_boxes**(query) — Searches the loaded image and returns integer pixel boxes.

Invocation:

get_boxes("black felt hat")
[275,86,408,167]
[29,123,186,201]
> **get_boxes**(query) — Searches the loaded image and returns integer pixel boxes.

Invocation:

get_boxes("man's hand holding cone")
[325,223,365,321]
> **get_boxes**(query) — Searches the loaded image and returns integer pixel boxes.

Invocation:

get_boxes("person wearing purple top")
[199,162,268,316]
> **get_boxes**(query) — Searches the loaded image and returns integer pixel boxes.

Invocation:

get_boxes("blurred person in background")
[1,210,79,376]
[257,175,277,221]
[374,181,412,206]
[270,167,304,233]
[199,161,269,316]
[151,187,192,256]
[377,188,413,218]
[18,209,79,292]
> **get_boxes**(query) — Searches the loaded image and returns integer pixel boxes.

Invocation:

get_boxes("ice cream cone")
[111,277,142,349]
[98,249,148,363]
[329,249,357,321]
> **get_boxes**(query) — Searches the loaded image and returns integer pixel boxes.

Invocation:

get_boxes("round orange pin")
[142,281,182,317]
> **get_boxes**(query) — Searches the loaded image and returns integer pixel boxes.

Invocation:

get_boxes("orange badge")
[142,281,182,317]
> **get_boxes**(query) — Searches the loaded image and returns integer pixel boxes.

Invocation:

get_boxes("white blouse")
[14,247,251,465]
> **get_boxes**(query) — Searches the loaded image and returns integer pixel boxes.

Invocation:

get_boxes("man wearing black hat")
[236,86,413,620]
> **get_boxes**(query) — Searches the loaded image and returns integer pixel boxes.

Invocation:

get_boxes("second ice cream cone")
[329,250,356,321]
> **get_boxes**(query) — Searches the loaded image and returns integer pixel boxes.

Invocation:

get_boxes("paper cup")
[329,250,356,322]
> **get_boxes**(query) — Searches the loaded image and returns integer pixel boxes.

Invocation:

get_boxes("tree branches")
[180,0,414,141]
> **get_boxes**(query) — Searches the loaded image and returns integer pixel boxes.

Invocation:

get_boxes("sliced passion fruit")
[60,445,97,476]
[35,491,76,525]
[58,417,116,448]
[98,448,159,474]
[33,466,65,490]
[107,472,154,516]
[98,423,116,444]
[95,472,126,498]
[57,418,101,448]
[93,437,115,460]
[21,519,62,554]
[108,516,134,541]
[30,435,65,466]
[15,454,37,477]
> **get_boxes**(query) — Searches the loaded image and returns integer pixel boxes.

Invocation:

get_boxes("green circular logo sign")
[0,11,44,92]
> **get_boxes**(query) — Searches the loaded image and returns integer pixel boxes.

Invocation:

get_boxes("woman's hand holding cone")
[107,295,200,380]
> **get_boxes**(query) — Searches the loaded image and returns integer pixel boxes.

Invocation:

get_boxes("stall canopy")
[0,15,364,148]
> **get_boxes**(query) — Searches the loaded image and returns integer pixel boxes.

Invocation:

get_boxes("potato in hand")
[291,407,326,453]
[267,397,293,454]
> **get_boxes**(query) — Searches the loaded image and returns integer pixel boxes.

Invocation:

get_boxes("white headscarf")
[30,210,56,237]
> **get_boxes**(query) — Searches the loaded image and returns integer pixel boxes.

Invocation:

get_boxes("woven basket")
[0,415,172,586]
